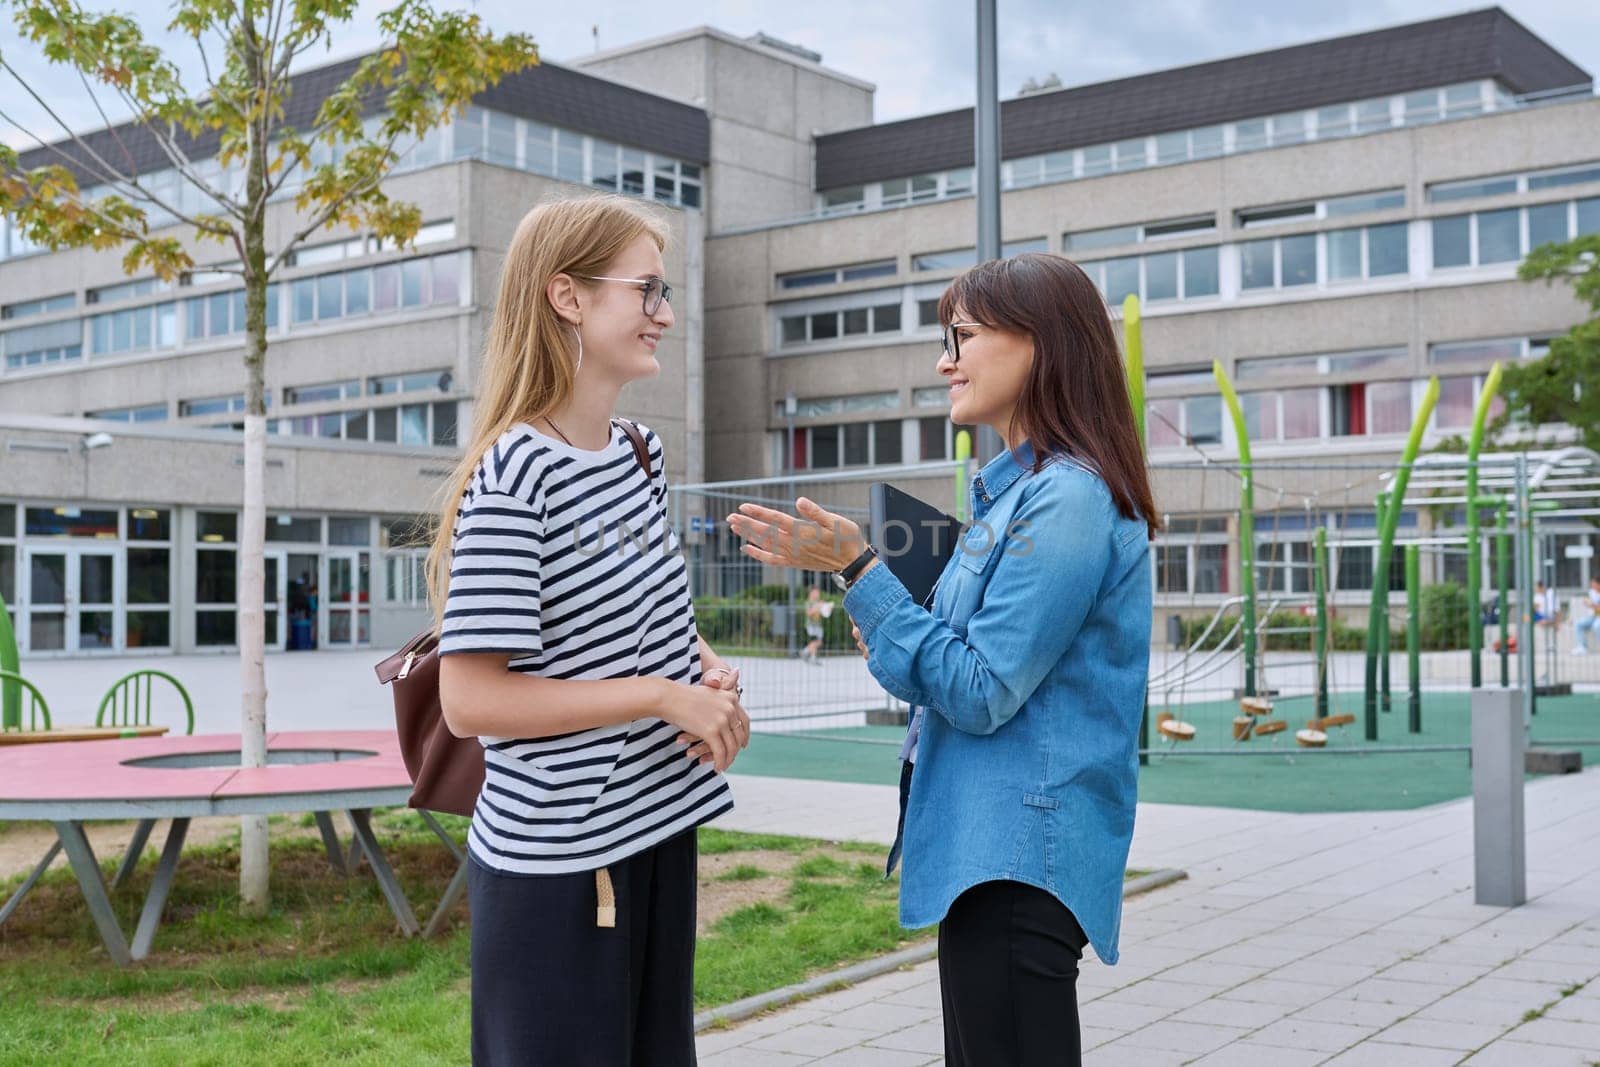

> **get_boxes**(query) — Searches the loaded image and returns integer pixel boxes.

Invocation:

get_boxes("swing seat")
[1156,712,1196,742]
[1307,714,1355,731]
[1254,719,1288,737]
[1239,696,1274,716]
[1232,715,1255,741]
[1296,729,1328,748]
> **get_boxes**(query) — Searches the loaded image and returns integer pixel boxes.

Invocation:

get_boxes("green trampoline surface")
[733,691,1600,814]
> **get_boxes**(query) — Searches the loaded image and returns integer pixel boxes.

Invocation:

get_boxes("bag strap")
[612,418,651,479]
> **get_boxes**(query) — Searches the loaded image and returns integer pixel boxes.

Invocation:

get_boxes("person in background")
[1574,576,1600,654]
[801,585,826,665]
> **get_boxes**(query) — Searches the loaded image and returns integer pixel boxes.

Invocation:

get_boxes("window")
[87,403,167,423]
[1146,395,1221,447]
[776,291,907,347]
[1528,164,1600,191]
[87,277,172,305]
[1477,209,1519,263]
[1432,215,1471,268]
[777,392,898,419]
[2,292,75,320]
[1328,223,1408,280]
[1324,190,1405,217]
[89,303,176,357]
[1239,203,1315,228]
[1428,338,1526,367]
[912,237,1046,272]
[179,394,248,418]
[1239,236,1314,290]
[1080,246,1219,305]
[285,380,361,405]
[1430,175,1519,203]
[2,318,83,369]
[778,260,896,290]
[1354,99,1392,133]
[1066,216,1213,251]
[789,418,908,469]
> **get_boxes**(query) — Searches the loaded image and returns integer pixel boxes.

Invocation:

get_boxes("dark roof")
[815,7,1592,190]
[16,55,708,186]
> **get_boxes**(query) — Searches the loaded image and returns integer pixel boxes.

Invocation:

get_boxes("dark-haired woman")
[727,253,1156,1066]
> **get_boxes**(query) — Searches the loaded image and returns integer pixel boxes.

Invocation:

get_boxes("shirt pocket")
[956,523,1002,575]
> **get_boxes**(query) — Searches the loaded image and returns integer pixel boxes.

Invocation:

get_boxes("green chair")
[96,669,194,736]
[96,670,194,891]
[0,668,51,731]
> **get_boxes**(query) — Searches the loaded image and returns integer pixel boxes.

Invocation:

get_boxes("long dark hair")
[938,252,1158,539]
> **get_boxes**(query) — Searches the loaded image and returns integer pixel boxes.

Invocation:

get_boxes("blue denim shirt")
[843,441,1151,964]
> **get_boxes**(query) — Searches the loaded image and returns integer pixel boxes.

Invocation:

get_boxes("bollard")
[1471,687,1525,907]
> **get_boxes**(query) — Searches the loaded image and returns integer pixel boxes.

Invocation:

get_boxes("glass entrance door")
[324,551,371,647]
[21,547,120,654]
[264,551,288,651]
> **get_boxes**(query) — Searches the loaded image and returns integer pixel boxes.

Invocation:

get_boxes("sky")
[1,0,1597,150]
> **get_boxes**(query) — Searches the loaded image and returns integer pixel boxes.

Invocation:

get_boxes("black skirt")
[468,829,699,1067]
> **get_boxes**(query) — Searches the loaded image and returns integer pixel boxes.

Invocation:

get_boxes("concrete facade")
[2,17,1597,657]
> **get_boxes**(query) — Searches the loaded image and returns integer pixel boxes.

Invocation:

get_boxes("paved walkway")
[702,769,1600,1066]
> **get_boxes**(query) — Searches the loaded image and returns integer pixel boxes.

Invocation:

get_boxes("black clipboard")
[869,483,964,607]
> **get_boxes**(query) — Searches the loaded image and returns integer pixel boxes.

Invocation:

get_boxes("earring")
[569,324,583,376]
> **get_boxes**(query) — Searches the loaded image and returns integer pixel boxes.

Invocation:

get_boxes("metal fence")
[669,453,1600,756]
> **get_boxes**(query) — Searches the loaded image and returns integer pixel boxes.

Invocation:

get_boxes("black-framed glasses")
[941,321,984,364]
[576,274,672,316]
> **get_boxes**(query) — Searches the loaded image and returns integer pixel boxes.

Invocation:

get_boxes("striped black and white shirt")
[439,419,732,875]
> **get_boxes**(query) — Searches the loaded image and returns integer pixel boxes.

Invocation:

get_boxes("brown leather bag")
[375,419,653,817]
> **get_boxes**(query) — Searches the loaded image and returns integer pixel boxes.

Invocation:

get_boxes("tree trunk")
[238,77,272,915]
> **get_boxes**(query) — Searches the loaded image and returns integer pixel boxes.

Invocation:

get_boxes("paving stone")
[745,1023,868,1058]
[1291,995,1416,1029]
[1110,1019,1249,1056]
[1376,1016,1509,1051]
[862,1020,943,1057]
[1244,1017,1376,1053]
[1505,1016,1600,1050]
[1185,1043,1328,1066]
[822,1003,935,1034]
[1459,1039,1600,1066]
[1320,1041,1462,1066]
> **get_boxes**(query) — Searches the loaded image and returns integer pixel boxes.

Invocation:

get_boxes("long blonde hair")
[425,195,669,630]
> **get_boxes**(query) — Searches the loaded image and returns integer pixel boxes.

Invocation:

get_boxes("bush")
[1419,581,1470,650]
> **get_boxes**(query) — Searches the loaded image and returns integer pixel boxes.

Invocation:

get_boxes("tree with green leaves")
[0,0,537,913]
[1500,235,1600,453]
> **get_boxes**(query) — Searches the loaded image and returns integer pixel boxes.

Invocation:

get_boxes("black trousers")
[938,879,1089,1067]
[468,829,698,1067]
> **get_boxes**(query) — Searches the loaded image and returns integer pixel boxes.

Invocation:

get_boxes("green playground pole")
[1365,377,1439,741]
[1123,295,1150,766]
[1123,295,1145,444]
[1378,492,1393,714]
[0,594,17,730]
[1314,527,1329,719]
[1213,361,1257,698]
[954,429,972,523]
[1466,362,1504,689]
[1497,503,1511,688]
[1406,544,1421,733]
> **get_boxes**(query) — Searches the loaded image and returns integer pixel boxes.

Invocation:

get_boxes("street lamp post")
[973,0,1005,465]
[784,393,799,658]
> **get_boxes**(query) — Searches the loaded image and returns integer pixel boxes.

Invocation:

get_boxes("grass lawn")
[0,814,930,1065]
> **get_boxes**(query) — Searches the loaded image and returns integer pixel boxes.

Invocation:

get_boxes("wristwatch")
[835,546,878,591]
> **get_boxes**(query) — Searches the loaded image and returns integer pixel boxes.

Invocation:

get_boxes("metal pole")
[1497,505,1511,687]
[1378,492,1392,715]
[1515,455,1535,731]
[785,410,798,659]
[972,0,1004,466]
[1314,527,1329,719]
[1406,543,1421,733]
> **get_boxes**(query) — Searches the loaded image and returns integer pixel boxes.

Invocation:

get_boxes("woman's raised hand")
[725,497,865,573]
